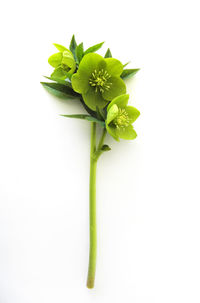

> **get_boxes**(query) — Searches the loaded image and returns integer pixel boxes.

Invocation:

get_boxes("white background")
[0,0,200,302]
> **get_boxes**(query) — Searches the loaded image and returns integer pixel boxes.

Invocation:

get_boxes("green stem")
[97,128,107,151]
[87,122,97,289]
[87,123,106,289]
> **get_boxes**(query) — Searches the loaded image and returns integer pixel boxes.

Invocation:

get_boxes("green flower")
[105,94,140,141]
[71,53,126,110]
[48,44,76,79]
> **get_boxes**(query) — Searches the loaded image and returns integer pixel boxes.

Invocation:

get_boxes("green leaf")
[41,82,79,99]
[123,61,130,68]
[43,76,72,87]
[104,48,112,58]
[60,114,105,127]
[75,42,84,63]
[84,42,104,55]
[121,68,140,79]
[101,144,111,151]
[53,43,68,52]
[69,34,77,60]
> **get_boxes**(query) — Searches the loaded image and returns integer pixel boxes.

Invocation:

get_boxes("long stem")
[87,124,107,289]
[87,122,97,288]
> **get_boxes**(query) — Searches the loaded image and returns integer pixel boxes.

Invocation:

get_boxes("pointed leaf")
[104,48,112,58]
[121,68,140,79]
[75,42,84,63]
[84,42,104,55]
[41,82,79,99]
[43,76,72,87]
[69,34,77,61]
[123,61,130,68]
[60,114,105,127]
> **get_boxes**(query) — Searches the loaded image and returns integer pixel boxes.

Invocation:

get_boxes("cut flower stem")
[87,123,106,288]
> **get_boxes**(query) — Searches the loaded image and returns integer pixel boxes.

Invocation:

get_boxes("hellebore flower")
[71,53,126,110]
[48,44,76,79]
[105,94,140,141]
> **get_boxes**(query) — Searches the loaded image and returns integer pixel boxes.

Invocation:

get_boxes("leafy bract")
[104,48,112,58]
[60,114,105,127]
[84,42,104,55]
[43,76,72,87]
[76,42,84,63]
[41,82,79,99]
[69,34,77,60]
[121,68,140,79]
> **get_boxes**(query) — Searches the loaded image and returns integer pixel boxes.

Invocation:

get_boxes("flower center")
[113,108,130,129]
[89,69,111,93]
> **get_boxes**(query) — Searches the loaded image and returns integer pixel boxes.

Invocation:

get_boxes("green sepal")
[106,104,118,124]
[48,52,62,68]
[115,125,137,140]
[69,34,77,61]
[104,48,112,58]
[41,82,79,99]
[126,106,140,123]
[51,67,68,79]
[53,43,68,52]
[84,42,104,55]
[60,114,105,128]
[76,42,84,63]
[121,68,140,79]
[107,94,129,111]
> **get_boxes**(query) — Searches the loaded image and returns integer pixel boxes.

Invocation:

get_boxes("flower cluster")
[42,35,140,142]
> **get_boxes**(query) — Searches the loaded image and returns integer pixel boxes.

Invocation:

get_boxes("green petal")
[62,51,76,73]
[107,94,129,111]
[102,76,126,101]
[62,51,74,66]
[126,106,140,124]
[48,52,62,68]
[82,87,108,110]
[106,104,118,124]
[71,72,89,94]
[51,67,68,79]
[78,53,104,77]
[116,125,137,140]
[105,58,123,76]
[106,124,119,141]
